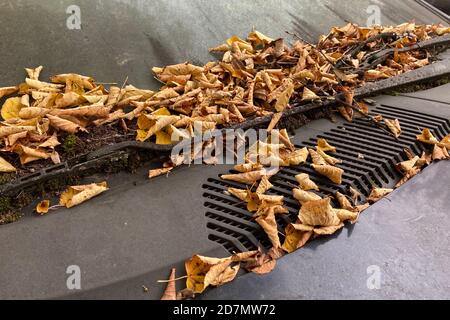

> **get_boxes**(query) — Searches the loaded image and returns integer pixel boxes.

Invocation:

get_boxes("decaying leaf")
[0,156,16,172]
[221,170,264,185]
[256,176,273,194]
[36,200,50,215]
[312,164,344,184]
[432,144,450,161]
[149,167,173,179]
[295,173,319,191]
[161,268,177,300]
[292,188,321,204]
[298,198,341,227]
[367,188,393,202]
[0,86,18,99]
[59,181,109,208]
[317,138,336,152]
[1,97,24,120]
[416,128,439,145]
[384,118,402,138]
[282,224,313,253]
[255,211,281,249]
[185,255,232,294]
[309,148,327,166]
[316,148,342,165]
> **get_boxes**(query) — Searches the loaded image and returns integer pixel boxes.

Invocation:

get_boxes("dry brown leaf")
[292,188,321,204]
[335,191,354,210]
[267,112,283,131]
[204,261,240,288]
[317,138,336,152]
[416,128,439,145]
[316,148,342,165]
[0,86,18,99]
[1,97,24,120]
[59,181,109,208]
[334,208,359,223]
[255,212,281,249]
[36,200,50,215]
[298,198,341,227]
[295,173,319,191]
[367,188,393,202]
[0,156,16,172]
[312,164,344,184]
[0,125,35,138]
[384,118,402,138]
[396,156,419,173]
[46,114,84,134]
[309,148,327,166]
[161,268,177,300]
[256,176,273,194]
[185,255,231,294]
[233,163,263,173]
[432,144,450,161]
[301,87,320,101]
[13,144,50,164]
[282,224,313,253]
[221,170,264,185]
[149,167,173,179]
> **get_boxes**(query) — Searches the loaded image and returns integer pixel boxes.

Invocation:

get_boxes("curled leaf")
[416,128,438,145]
[312,164,344,184]
[317,138,336,152]
[367,188,393,203]
[36,200,50,215]
[0,156,16,172]
[282,224,313,253]
[149,167,173,179]
[384,118,401,138]
[1,97,24,120]
[298,198,341,227]
[295,173,319,191]
[59,182,109,208]
[161,268,177,300]
[292,188,321,204]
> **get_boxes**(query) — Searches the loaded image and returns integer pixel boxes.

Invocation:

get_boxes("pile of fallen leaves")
[1,22,450,174]
[159,125,450,299]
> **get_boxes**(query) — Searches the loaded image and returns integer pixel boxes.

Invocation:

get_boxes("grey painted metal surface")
[0,0,445,90]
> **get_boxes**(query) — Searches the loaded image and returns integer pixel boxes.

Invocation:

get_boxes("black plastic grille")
[203,104,450,253]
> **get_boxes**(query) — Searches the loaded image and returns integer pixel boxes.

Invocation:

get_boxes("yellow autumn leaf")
[292,188,321,204]
[384,118,401,138]
[59,182,109,208]
[149,167,173,179]
[160,268,177,301]
[36,200,50,215]
[367,188,393,202]
[301,87,320,101]
[282,224,313,253]
[416,128,439,145]
[185,255,231,294]
[298,198,341,227]
[1,97,24,120]
[317,138,336,152]
[13,144,50,164]
[309,148,327,166]
[295,173,319,191]
[0,156,16,172]
[221,170,264,185]
[0,86,18,99]
[312,164,344,184]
